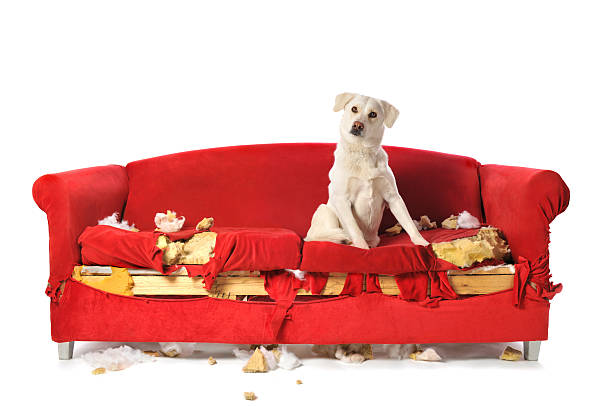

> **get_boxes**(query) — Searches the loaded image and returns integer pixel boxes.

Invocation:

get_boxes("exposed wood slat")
[77,267,515,297]
[448,275,514,294]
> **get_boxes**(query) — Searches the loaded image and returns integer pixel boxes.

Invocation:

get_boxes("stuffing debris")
[457,210,481,229]
[443,210,481,230]
[196,217,215,231]
[285,269,306,280]
[442,215,458,230]
[432,227,511,268]
[236,345,302,372]
[500,346,523,361]
[72,266,134,296]
[98,212,138,232]
[155,210,185,233]
[409,347,442,362]
[244,392,257,401]
[386,216,437,235]
[82,345,153,371]
[156,232,217,265]
[242,348,269,373]
[384,223,403,236]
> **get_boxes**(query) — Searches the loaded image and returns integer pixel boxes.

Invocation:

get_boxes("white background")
[1,1,610,404]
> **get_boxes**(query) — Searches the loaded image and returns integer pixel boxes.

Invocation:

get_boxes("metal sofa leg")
[523,341,541,361]
[58,342,74,360]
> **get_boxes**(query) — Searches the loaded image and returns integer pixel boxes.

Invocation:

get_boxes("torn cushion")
[300,227,506,275]
[79,225,302,287]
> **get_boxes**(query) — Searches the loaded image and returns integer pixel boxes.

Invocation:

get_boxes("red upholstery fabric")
[301,228,480,274]
[79,226,165,272]
[78,225,302,287]
[32,165,128,300]
[123,143,484,236]
[51,279,550,344]
[480,165,569,264]
[32,144,570,345]
[480,165,569,305]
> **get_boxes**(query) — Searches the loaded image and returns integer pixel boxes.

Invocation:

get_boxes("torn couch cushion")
[300,227,508,274]
[79,225,302,287]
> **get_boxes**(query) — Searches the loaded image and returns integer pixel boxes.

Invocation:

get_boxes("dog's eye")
[368,111,377,118]
[351,106,358,113]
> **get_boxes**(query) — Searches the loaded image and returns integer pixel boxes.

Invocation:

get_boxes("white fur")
[457,210,481,229]
[98,212,134,231]
[305,93,429,249]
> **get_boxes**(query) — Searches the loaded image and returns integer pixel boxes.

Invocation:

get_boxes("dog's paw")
[411,236,430,247]
[351,240,370,250]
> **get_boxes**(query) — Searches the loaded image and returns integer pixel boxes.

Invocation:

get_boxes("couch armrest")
[33,165,129,299]
[479,164,570,264]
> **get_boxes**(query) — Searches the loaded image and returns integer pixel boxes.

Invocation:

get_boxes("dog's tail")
[304,228,351,245]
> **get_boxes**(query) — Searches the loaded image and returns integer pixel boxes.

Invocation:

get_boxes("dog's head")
[333,93,399,147]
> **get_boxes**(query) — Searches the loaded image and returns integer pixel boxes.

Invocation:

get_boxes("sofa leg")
[58,342,74,360]
[523,341,541,361]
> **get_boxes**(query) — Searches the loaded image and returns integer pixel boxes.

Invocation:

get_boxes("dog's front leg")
[330,197,369,249]
[387,195,429,246]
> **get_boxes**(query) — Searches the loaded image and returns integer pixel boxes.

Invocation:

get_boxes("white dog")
[305,93,429,249]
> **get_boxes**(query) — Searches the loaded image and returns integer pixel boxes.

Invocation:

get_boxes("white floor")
[12,339,605,405]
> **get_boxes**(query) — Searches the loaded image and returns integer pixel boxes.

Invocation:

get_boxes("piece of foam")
[73,266,134,296]
[196,217,215,231]
[431,227,510,268]
[242,348,268,373]
[442,215,458,229]
[180,232,217,264]
[500,346,523,361]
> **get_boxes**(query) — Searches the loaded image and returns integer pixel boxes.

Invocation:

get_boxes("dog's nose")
[352,121,364,131]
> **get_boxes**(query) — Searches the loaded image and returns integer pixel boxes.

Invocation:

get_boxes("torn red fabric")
[79,226,167,273]
[263,271,328,338]
[341,274,365,296]
[513,255,563,307]
[78,225,303,289]
[394,272,429,301]
[301,228,477,274]
[195,227,302,288]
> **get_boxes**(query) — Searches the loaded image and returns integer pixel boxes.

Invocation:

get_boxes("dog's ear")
[334,93,357,112]
[381,100,399,128]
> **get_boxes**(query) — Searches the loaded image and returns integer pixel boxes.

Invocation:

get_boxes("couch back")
[123,143,483,237]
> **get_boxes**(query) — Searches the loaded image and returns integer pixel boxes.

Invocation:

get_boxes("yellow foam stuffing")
[431,227,510,268]
[242,348,268,373]
[73,267,134,296]
[156,232,217,265]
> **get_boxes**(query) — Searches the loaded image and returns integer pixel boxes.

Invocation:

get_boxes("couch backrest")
[123,143,483,237]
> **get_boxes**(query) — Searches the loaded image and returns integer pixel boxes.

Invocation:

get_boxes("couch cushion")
[79,225,302,286]
[300,228,484,274]
[122,143,483,237]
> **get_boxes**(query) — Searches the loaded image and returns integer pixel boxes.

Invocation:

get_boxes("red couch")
[33,143,569,360]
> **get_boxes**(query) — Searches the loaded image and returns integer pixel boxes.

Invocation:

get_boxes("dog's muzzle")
[350,121,364,136]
